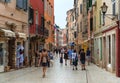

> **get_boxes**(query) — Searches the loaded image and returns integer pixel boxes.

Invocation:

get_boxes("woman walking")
[39,49,49,78]
[64,49,68,66]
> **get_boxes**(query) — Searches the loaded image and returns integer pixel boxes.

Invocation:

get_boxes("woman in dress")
[64,49,68,66]
[39,49,49,78]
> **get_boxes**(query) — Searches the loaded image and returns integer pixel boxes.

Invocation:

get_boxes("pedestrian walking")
[68,48,73,65]
[48,51,54,67]
[80,49,86,70]
[29,49,34,67]
[60,54,63,64]
[35,50,39,67]
[72,50,78,70]
[86,48,91,65]
[38,50,42,67]
[16,45,20,69]
[64,49,68,66]
[39,49,49,78]
[47,50,51,67]
[18,43,24,68]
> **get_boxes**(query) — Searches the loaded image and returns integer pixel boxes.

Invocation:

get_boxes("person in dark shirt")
[86,48,91,65]
[80,49,86,70]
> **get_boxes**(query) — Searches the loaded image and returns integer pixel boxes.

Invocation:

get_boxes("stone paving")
[0,56,120,83]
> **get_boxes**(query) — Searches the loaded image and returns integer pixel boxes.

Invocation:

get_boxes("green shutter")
[87,0,89,13]
[90,0,92,7]
[99,10,102,25]
[100,38,102,61]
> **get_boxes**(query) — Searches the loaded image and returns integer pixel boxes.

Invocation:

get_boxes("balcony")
[44,28,49,38]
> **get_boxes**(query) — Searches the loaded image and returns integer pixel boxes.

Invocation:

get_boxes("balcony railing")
[44,28,49,37]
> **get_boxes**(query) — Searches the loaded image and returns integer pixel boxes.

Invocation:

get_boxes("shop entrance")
[0,42,5,72]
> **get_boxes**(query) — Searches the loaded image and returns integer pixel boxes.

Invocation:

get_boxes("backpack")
[75,54,78,62]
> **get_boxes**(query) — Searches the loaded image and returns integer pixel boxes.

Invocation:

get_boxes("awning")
[0,29,15,37]
[16,32,26,39]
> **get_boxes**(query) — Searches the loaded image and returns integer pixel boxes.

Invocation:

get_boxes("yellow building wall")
[95,0,102,31]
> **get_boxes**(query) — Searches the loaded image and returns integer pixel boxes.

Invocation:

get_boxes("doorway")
[0,42,5,72]
[8,38,16,69]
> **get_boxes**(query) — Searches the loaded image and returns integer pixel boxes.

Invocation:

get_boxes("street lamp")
[101,2,108,25]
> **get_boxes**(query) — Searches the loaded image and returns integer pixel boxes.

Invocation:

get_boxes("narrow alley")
[0,55,120,83]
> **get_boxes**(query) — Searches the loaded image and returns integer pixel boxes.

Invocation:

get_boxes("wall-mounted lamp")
[101,2,108,25]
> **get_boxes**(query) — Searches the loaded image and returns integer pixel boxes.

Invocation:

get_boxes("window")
[112,2,116,16]
[44,0,47,11]
[74,31,77,38]
[35,11,38,25]
[0,0,11,3]
[99,10,102,26]
[108,36,111,64]
[16,0,27,11]
[89,0,92,7]
[90,18,93,31]
[28,7,34,25]
[80,21,82,32]
[35,11,39,34]
[80,4,82,14]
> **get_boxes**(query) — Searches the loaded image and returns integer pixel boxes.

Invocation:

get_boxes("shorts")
[81,60,85,64]
[42,62,47,67]
[86,56,90,60]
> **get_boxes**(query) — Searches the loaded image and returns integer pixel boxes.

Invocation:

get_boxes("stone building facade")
[0,0,28,72]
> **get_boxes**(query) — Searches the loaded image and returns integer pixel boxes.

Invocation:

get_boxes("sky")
[54,0,74,29]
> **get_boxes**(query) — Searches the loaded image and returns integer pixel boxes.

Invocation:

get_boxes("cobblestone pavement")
[0,56,120,83]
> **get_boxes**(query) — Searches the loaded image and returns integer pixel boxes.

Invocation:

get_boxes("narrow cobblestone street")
[0,55,120,83]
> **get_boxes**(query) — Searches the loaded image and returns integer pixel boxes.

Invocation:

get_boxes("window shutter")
[99,10,102,25]
[90,18,93,31]
[5,0,11,3]
[16,0,23,9]
[89,0,92,7]
[29,7,34,24]
[80,4,82,14]
[113,2,116,16]
[0,0,5,2]
[23,0,27,11]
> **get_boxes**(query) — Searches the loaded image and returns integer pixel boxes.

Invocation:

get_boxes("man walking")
[80,49,86,70]
[86,48,91,65]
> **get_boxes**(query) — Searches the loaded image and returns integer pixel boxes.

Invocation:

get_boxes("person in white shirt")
[72,50,78,70]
